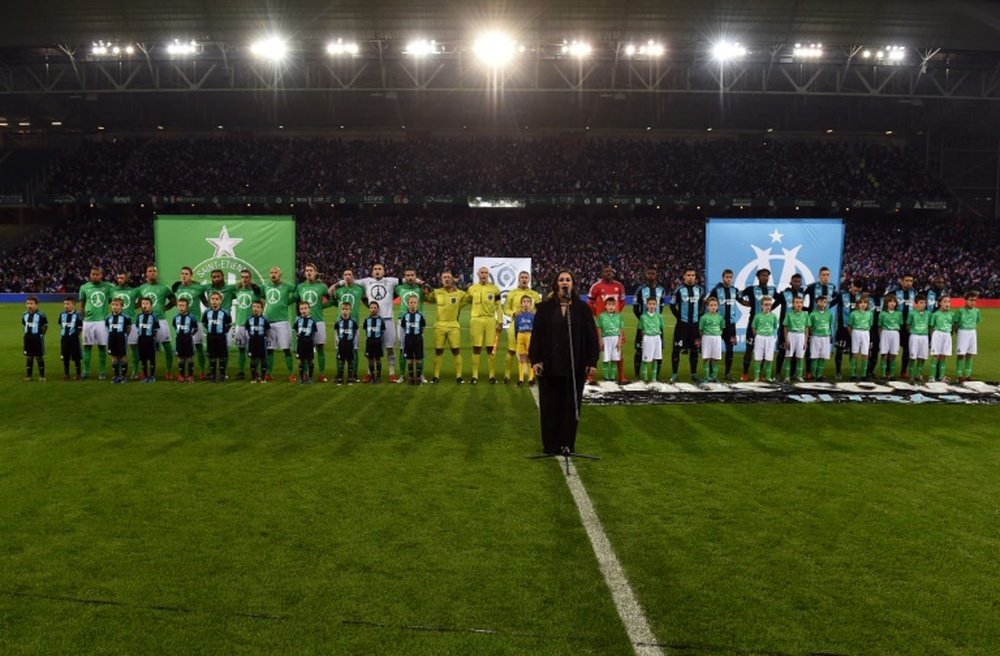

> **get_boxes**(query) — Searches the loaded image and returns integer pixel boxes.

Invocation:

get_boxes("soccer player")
[738,268,779,380]
[588,265,627,382]
[172,266,208,378]
[877,293,902,381]
[886,274,917,377]
[330,269,367,382]
[501,271,542,384]
[596,297,625,382]
[204,269,237,310]
[263,266,297,381]
[847,295,874,381]
[467,266,503,384]
[296,263,331,382]
[906,295,931,384]
[638,297,665,383]
[21,295,47,382]
[137,264,175,379]
[105,298,131,383]
[775,273,806,378]
[955,291,982,383]
[513,295,536,386]
[633,267,667,383]
[172,297,198,383]
[924,276,949,314]
[709,268,739,381]
[364,301,387,383]
[400,295,427,384]
[807,295,834,381]
[294,301,320,384]
[698,296,725,384]
[58,297,83,380]
[232,270,262,379]
[928,295,955,383]
[669,267,704,383]
[336,264,401,381]
[203,291,232,383]
[750,297,779,382]
[110,272,141,378]
[426,269,470,383]
[781,295,809,383]
[134,297,159,382]
[833,278,863,380]
[79,265,113,379]
[332,302,358,385]
[246,300,270,384]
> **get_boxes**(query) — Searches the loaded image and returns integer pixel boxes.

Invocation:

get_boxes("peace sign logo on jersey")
[266,288,282,304]
[144,292,159,308]
[301,289,319,306]
[370,284,388,301]
[89,291,106,308]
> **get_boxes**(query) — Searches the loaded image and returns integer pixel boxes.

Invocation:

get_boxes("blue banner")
[705,218,845,351]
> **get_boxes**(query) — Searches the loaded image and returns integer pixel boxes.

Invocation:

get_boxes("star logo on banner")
[768,229,784,244]
[206,226,243,258]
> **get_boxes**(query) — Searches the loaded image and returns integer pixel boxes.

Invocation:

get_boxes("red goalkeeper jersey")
[588,280,626,316]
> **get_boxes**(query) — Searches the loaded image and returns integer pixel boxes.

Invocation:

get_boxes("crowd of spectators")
[43,136,951,200]
[2,211,996,297]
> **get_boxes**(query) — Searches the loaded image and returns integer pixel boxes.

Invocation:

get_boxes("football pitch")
[1,303,999,655]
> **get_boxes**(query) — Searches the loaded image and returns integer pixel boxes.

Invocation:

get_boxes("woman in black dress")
[528,270,599,455]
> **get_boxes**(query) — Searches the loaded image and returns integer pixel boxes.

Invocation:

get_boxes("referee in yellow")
[501,271,542,383]
[468,266,503,384]
[425,269,470,383]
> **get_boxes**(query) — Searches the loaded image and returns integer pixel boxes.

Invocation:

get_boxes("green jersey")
[638,312,664,336]
[109,284,140,321]
[396,282,425,317]
[782,309,809,333]
[233,284,262,325]
[205,283,236,312]
[296,281,329,321]
[263,280,297,323]
[79,281,114,322]
[597,311,624,337]
[137,282,174,320]
[955,307,982,331]
[929,310,955,333]
[848,309,873,331]
[907,310,930,336]
[751,312,779,337]
[878,309,902,331]
[808,309,833,336]
[172,282,207,320]
[698,312,724,337]
[333,284,366,323]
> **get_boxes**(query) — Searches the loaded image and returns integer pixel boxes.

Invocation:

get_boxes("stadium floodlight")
[403,39,440,57]
[326,39,360,56]
[250,36,289,61]
[887,45,905,61]
[625,40,665,58]
[166,39,198,56]
[472,32,517,66]
[861,49,872,59]
[18,121,30,127]
[792,42,822,59]
[92,40,132,56]
[561,40,592,58]
[51,120,62,127]
[712,40,747,61]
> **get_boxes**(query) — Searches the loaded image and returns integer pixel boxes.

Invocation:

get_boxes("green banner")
[154,215,295,287]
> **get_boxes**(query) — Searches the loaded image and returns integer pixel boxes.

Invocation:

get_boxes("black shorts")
[336,338,353,361]
[672,321,700,350]
[175,333,194,358]
[61,335,81,361]
[745,324,756,348]
[298,336,316,360]
[23,334,43,357]
[207,334,227,359]
[108,332,127,358]
[722,324,737,347]
[365,337,384,359]
[403,334,424,360]
[835,326,850,350]
[137,335,156,360]
[248,335,267,360]
[634,327,643,352]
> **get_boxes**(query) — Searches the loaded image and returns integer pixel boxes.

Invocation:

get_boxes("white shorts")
[382,318,397,350]
[233,326,249,348]
[127,325,139,346]
[315,322,327,346]
[753,334,776,361]
[879,330,899,356]
[268,321,291,350]
[784,332,805,357]
[157,319,171,344]
[641,335,662,362]
[83,321,108,347]
[956,329,977,356]
[909,334,929,360]
[930,331,952,357]
[602,336,622,362]
[809,335,831,360]
[701,335,722,360]
[850,330,870,355]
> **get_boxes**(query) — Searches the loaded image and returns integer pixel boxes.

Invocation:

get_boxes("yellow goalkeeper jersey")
[503,287,543,319]
[429,288,470,326]
[468,283,503,320]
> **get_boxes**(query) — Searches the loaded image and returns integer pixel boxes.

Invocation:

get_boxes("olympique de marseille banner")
[706,218,845,351]
[473,256,533,328]
[155,215,295,287]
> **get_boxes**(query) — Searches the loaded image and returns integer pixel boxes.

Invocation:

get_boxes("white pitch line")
[531,387,663,656]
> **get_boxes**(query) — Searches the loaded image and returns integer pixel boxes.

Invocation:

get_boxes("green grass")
[1,304,998,654]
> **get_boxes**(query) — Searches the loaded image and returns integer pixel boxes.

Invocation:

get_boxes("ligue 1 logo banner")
[473,256,533,328]
[155,215,295,287]
[706,218,845,351]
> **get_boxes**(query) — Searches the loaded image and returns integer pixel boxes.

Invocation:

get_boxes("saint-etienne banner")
[706,218,845,352]
[155,215,295,287]
[473,256,533,328]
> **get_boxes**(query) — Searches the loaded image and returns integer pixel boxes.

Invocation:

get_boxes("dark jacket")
[528,296,599,376]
